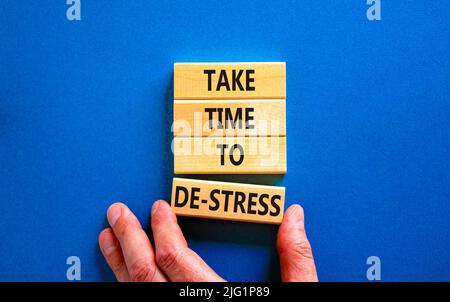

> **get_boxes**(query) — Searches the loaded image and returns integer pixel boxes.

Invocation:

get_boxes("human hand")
[98,200,318,282]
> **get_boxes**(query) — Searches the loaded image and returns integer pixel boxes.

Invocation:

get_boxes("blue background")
[0,1,449,281]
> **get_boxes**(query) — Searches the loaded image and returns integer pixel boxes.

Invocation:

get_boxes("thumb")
[277,204,318,282]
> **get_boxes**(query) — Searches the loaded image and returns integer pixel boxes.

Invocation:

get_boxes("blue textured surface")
[0,1,449,281]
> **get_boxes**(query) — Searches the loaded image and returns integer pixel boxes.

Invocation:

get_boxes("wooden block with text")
[174,63,286,100]
[171,178,285,224]
[173,136,287,174]
[173,99,286,137]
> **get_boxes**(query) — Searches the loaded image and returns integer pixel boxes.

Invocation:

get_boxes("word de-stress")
[171,178,285,224]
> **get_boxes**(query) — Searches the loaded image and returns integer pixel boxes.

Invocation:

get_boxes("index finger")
[151,200,225,282]
[107,202,167,282]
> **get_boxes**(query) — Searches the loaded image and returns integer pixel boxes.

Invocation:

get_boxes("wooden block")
[173,99,286,137]
[171,177,285,224]
[174,62,286,100]
[173,136,287,174]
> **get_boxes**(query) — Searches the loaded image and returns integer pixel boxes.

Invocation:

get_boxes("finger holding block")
[173,136,287,174]
[171,178,285,224]
[174,62,286,100]
[173,99,286,137]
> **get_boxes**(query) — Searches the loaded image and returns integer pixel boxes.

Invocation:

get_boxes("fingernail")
[107,204,122,226]
[151,201,160,216]
[289,204,304,226]
[102,234,117,256]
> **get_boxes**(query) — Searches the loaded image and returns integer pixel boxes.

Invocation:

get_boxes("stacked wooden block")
[173,63,287,174]
[171,63,287,224]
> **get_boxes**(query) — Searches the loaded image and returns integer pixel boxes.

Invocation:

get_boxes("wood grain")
[173,136,287,174]
[174,62,286,100]
[173,99,286,137]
